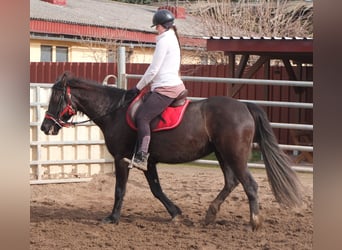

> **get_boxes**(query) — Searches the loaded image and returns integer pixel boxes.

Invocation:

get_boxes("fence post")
[117,46,127,89]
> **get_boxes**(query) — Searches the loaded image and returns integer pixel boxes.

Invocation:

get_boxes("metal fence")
[30,61,313,145]
[125,73,314,173]
[30,74,313,185]
[30,53,313,184]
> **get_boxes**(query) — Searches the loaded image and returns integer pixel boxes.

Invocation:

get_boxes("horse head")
[41,72,77,135]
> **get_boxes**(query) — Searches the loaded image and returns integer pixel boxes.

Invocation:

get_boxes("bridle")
[44,84,77,128]
[44,81,128,128]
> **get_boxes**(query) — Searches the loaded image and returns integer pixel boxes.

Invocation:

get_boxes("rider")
[126,9,186,171]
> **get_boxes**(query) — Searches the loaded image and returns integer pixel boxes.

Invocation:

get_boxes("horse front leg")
[102,159,129,224]
[144,162,182,220]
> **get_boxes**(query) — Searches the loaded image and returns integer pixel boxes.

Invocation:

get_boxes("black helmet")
[151,9,175,28]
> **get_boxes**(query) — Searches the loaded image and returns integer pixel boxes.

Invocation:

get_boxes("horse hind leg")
[211,152,263,230]
[236,167,263,231]
[205,153,239,225]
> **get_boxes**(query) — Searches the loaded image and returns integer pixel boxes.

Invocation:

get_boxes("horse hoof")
[251,214,263,231]
[102,215,118,224]
[171,215,186,226]
[204,206,217,225]
[102,216,113,224]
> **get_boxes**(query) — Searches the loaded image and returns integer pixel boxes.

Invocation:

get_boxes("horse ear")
[60,71,71,86]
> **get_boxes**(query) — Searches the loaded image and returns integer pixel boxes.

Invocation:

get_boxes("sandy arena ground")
[30,165,313,250]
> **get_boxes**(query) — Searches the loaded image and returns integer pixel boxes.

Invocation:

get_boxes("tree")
[187,0,313,37]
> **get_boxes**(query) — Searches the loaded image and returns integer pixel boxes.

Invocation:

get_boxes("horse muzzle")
[41,118,61,135]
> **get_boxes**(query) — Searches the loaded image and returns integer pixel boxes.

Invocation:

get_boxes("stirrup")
[123,156,148,171]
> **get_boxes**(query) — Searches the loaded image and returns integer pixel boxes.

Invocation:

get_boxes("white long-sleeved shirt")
[136,29,183,91]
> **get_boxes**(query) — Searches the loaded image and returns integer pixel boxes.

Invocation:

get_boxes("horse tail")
[245,102,303,207]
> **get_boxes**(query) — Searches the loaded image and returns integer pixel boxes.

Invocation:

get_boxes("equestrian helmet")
[151,9,175,28]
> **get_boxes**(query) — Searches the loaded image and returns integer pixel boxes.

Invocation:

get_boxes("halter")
[44,81,128,128]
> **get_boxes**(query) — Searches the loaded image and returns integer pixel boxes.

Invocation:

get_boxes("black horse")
[41,72,303,230]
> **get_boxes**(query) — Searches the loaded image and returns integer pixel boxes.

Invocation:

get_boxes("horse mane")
[58,71,125,96]
[55,71,127,117]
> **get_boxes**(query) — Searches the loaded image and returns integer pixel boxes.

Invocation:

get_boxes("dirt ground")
[30,165,313,250]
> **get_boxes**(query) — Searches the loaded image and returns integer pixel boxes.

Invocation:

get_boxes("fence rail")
[126,74,313,87]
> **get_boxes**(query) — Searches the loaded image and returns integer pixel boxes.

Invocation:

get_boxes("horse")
[40,72,303,230]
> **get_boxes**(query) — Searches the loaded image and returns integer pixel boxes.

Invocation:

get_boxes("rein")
[44,83,127,128]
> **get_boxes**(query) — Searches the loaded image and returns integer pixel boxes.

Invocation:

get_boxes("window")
[107,49,115,63]
[40,45,52,62]
[56,46,68,62]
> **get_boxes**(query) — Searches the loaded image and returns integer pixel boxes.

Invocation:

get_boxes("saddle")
[126,89,190,132]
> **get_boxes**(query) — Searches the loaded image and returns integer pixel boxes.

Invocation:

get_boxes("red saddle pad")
[126,93,190,132]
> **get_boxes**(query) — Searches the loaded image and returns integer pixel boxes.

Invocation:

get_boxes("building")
[30,0,208,64]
